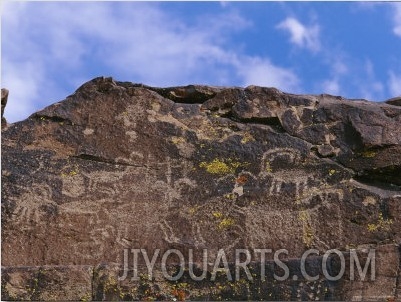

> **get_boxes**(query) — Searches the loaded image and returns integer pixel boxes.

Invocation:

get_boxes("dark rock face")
[2,77,401,301]
[385,96,401,107]
[1,88,8,128]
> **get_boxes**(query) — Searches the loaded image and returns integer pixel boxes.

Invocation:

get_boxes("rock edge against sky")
[1,77,401,301]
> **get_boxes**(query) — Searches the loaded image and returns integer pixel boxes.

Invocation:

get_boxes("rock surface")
[2,77,401,301]
[385,96,401,107]
[1,88,9,128]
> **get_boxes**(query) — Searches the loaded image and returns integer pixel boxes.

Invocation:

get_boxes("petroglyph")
[61,174,86,198]
[245,208,299,250]
[237,147,348,251]
[363,196,377,206]
[3,77,401,302]
[159,220,181,244]
[11,183,57,224]
[296,187,345,208]
[62,169,126,201]
[82,128,94,135]
[60,156,193,210]
[259,148,311,196]
[116,103,146,127]
[58,155,200,258]
[170,136,196,158]
[153,146,349,254]
[125,130,137,142]
[259,148,345,202]
[150,156,197,205]
[245,201,342,252]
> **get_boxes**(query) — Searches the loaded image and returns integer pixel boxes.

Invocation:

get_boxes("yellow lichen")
[212,211,223,219]
[188,207,197,215]
[367,213,393,232]
[212,212,235,229]
[345,243,357,250]
[224,193,236,200]
[103,276,122,296]
[218,217,235,229]
[298,210,314,247]
[171,137,186,145]
[265,162,273,173]
[61,166,79,178]
[199,158,245,175]
[240,132,255,144]
[361,150,377,158]
[328,169,336,176]
[80,293,92,302]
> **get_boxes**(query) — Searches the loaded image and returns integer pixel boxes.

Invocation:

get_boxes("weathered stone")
[385,96,401,107]
[2,76,401,300]
[1,266,92,301]
[1,88,8,128]
[338,244,400,301]
[90,256,343,301]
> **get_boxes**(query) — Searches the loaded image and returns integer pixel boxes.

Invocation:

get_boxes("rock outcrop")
[2,77,401,301]
[385,96,401,107]
[1,88,9,128]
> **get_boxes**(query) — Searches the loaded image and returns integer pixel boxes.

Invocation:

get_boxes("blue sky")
[1,1,401,123]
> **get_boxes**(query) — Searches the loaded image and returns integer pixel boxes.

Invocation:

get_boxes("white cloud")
[1,2,299,122]
[320,57,387,101]
[1,60,43,122]
[388,71,401,96]
[319,55,347,96]
[355,59,384,100]
[332,60,348,75]
[353,3,401,39]
[276,17,320,52]
[235,57,299,92]
[322,79,340,95]
[391,3,401,37]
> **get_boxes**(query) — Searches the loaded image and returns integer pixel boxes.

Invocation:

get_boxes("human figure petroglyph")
[11,183,56,224]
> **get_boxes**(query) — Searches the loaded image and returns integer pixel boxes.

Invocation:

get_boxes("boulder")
[2,77,400,301]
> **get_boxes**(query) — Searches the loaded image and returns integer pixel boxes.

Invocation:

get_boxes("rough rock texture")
[1,88,9,128]
[2,77,401,301]
[385,96,401,107]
